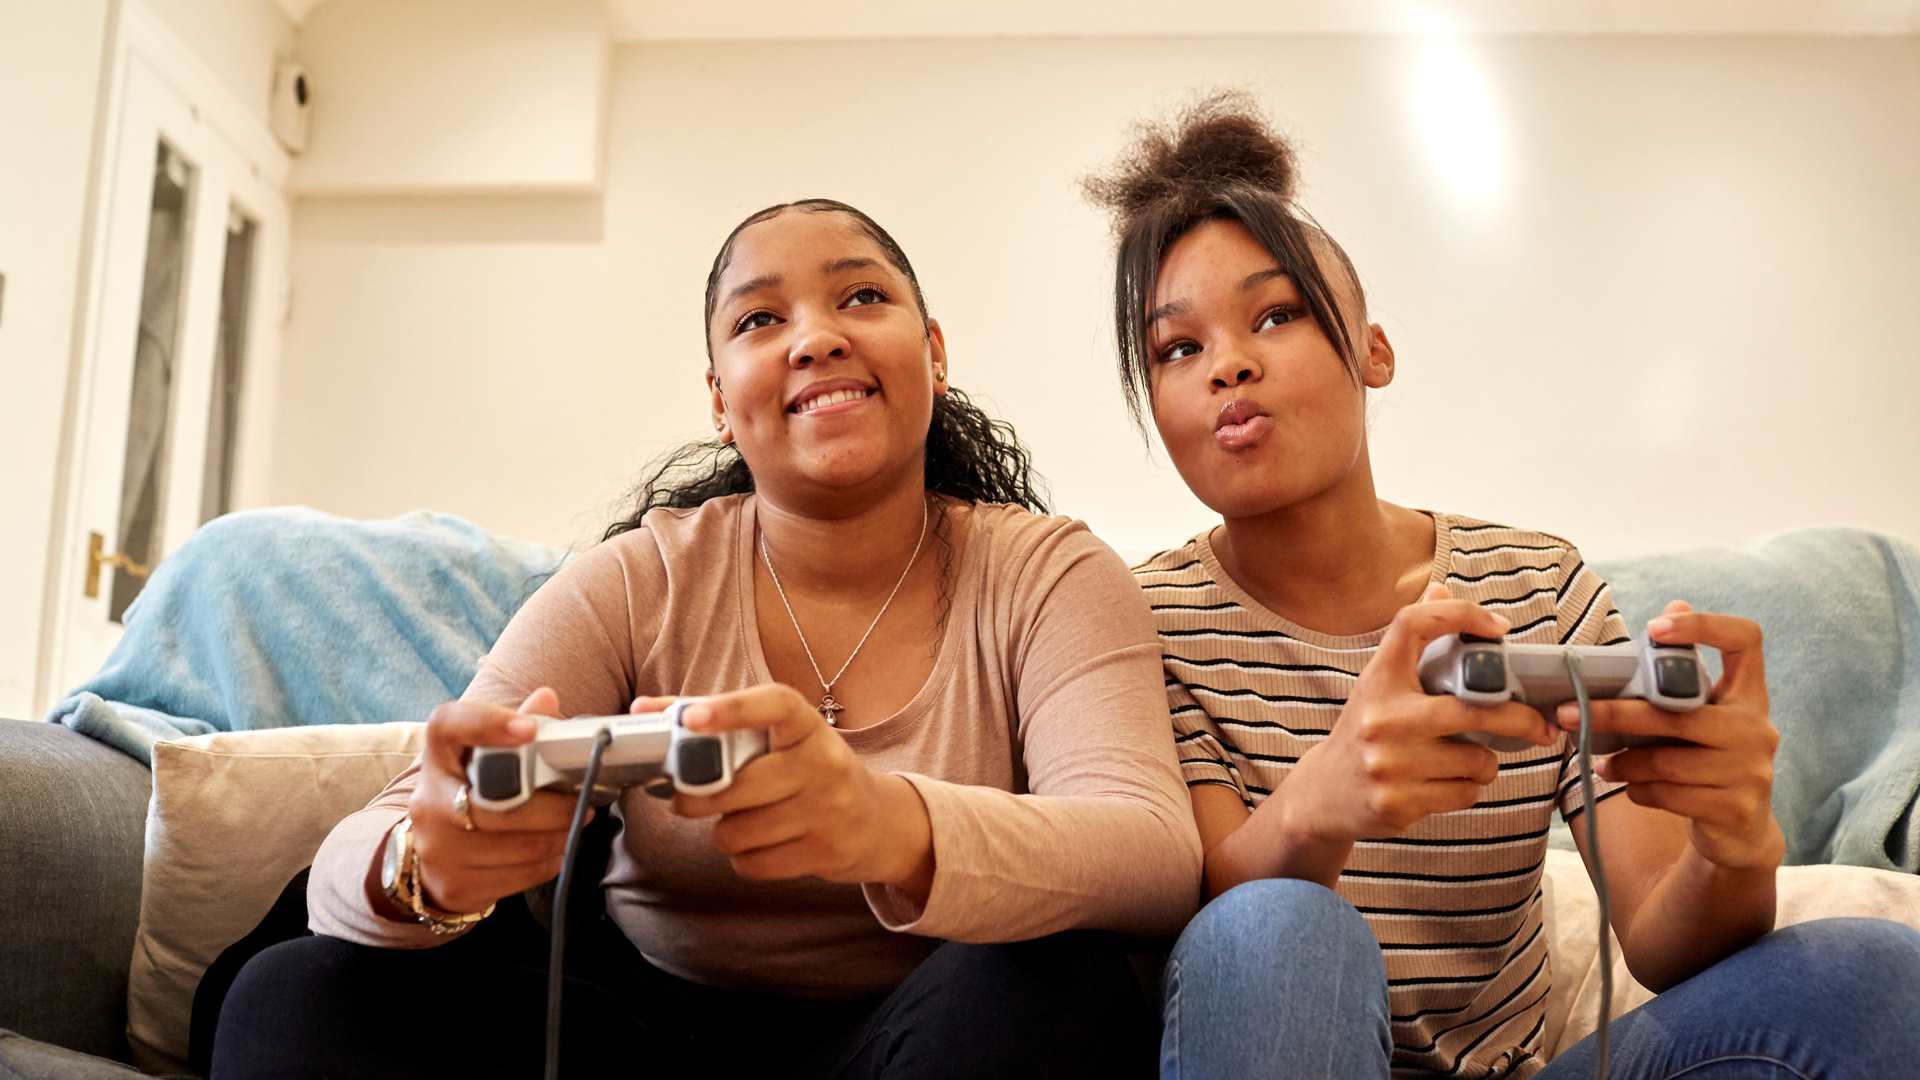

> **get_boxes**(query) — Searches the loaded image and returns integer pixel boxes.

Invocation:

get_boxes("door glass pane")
[110,140,196,624]
[200,205,256,523]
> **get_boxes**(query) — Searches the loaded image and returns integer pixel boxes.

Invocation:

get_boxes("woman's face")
[1145,217,1393,520]
[707,211,948,507]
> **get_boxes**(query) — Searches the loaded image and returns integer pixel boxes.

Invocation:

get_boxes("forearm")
[865,776,1204,941]
[1620,842,1777,991]
[309,759,442,947]
[310,803,442,947]
[872,772,936,905]
[1205,792,1354,899]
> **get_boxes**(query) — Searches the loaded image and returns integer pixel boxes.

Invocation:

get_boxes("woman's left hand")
[639,686,935,892]
[1555,601,1786,872]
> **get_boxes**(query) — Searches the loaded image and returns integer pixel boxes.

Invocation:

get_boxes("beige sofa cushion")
[126,723,423,1073]
[1540,847,1920,1059]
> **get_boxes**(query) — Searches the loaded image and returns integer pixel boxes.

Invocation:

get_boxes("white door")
[48,47,288,698]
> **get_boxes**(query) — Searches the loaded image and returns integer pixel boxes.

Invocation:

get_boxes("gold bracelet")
[381,817,494,936]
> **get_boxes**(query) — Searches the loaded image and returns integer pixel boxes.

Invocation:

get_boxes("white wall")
[275,34,1920,566]
[150,0,293,128]
[0,0,291,717]
[293,0,608,196]
[0,0,114,719]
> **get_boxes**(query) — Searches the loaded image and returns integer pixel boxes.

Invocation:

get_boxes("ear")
[706,368,733,444]
[1360,323,1395,390]
[926,318,950,398]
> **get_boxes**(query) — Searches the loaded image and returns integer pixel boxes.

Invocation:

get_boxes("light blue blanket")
[1594,528,1920,872]
[46,508,563,764]
[48,509,1919,872]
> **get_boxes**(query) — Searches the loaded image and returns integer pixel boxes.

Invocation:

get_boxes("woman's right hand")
[1277,584,1559,846]
[403,686,585,916]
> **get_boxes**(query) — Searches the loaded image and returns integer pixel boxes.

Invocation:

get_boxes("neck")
[755,480,931,596]
[1213,447,1427,629]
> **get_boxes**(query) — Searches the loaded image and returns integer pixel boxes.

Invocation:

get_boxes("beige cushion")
[1540,847,1920,1059]
[126,723,422,1073]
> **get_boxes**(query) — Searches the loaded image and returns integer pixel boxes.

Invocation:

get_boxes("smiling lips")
[1214,399,1273,450]
[788,379,878,416]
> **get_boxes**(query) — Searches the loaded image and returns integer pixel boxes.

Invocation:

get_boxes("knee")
[1160,882,1390,1077]
[916,932,1145,1015]
[1764,917,1920,994]
[878,936,1154,1077]
[223,937,338,1020]
[214,936,365,1063]
[1173,879,1377,974]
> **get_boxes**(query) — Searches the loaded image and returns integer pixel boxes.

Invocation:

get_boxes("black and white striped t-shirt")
[1136,512,1631,1079]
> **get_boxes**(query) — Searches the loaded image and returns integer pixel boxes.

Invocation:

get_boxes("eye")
[733,310,779,335]
[843,286,889,308]
[1157,340,1201,364]
[1256,306,1302,332]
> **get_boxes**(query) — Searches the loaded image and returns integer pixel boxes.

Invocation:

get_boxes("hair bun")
[1083,90,1297,220]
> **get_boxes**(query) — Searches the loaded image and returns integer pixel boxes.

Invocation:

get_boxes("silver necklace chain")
[759,497,929,726]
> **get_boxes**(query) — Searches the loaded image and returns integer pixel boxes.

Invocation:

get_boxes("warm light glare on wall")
[1407,25,1509,209]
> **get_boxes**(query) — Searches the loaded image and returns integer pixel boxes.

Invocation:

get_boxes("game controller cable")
[523,667,1621,1078]
[546,725,612,1080]
[1566,651,1612,1080]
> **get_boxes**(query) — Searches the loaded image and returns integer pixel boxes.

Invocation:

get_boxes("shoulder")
[1130,536,1209,581]
[1433,511,1615,639]
[558,496,743,602]
[969,501,1114,574]
[634,494,743,559]
[967,501,1148,617]
[1437,511,1580,559]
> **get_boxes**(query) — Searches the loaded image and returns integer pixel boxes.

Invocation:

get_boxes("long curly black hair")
[603,198,1048,543]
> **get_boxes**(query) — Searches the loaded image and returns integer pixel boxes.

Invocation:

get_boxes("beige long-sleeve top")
[309,494,1203,996]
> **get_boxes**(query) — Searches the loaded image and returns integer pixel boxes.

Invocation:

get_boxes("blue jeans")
[1538,916,1920,1079]
[1161,879,1920,1079]
[1161,879,1393,1078]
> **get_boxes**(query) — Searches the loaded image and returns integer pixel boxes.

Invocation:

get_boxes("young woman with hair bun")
[1087,93,1920,1079]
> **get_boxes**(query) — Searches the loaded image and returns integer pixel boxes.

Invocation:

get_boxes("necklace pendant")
[817,694,844,727]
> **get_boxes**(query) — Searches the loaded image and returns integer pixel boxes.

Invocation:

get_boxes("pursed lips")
[1213,399,1273,450]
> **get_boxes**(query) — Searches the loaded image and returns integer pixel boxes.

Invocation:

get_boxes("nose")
[1207,343,1263,390]
[788,311,851,369]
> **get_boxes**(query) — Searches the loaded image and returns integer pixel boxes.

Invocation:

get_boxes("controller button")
[1463,650,1507,694]
[474,753,522,801]
[1459,632,1504,644]
[1654,655,1703,699]
[674,738,725,786]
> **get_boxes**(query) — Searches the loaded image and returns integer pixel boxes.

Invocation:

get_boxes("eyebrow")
[1147,266,1293,327]
[720,257,886,309]
[723,274,781,308]
[1145,299,1190,327]
[1241,267,1291,291]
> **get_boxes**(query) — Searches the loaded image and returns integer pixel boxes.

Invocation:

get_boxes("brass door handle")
[85,530,152,599]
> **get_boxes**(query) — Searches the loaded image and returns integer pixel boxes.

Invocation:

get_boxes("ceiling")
[276,0,1920,38]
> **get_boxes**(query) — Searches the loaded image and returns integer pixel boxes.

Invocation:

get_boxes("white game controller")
[467,700,768,812]
[1419,634,1710,753]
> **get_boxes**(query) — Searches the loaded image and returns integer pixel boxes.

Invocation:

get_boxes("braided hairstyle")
[1083,91,1370,434]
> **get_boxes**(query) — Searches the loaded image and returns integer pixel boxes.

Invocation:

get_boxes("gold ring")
[452,783,476,832]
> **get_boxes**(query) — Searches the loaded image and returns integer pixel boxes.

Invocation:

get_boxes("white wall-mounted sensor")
[270,61,310,154]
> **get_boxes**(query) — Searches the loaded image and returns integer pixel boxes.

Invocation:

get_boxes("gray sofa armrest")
[0,720,152,1063]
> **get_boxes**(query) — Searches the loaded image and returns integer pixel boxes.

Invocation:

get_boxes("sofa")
[0,719,153,1076]
[3,514,1916,1076]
